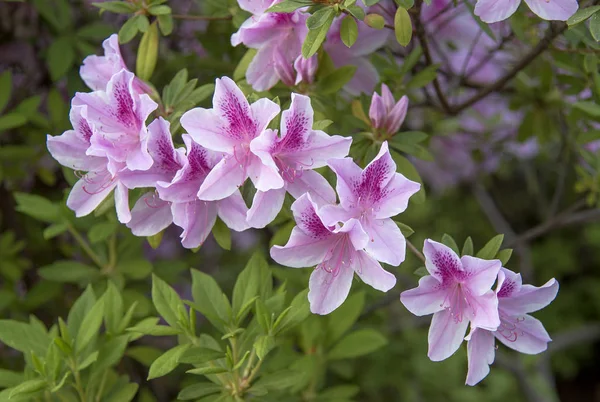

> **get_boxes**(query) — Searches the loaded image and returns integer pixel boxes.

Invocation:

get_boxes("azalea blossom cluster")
[400,240,559,385]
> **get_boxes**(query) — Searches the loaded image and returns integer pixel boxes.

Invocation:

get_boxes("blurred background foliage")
[1,0,600,401]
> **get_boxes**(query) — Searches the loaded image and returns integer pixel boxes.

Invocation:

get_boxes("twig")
[67,224,105,269]
[413,1,453,114]
[450,22,567,114]
[407,239,426,263]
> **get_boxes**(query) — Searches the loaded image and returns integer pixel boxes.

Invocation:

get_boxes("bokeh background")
[1,0,600,401]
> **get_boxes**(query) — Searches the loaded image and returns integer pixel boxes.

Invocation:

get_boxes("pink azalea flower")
[231,0,308,91]
[248,93,352,228]
[369,84,409,136]
[75,69,158,175]
[271,194,396,315]
[180,76,281,202]
[321,142,421,266]
[46,104,132,223]
[400,240,501,361]
[80,34,151,94]
[153,135,249,249]
[122,117,186,237]
[474,0,578,23]
[294,54,318,85]
[465,268,558,385]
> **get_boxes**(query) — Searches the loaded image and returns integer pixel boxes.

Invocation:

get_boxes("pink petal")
[66,171,117,217]
[327,157,362,210]
[294,54,317,85]
[197,155,247,201]
[385,95,408,134]
[114,182,131,223]
[362,217,406,266]
[80,34,125,91]
[247,188,286,229]
[500,278,559,316]
[380,84,395,112]
[246,45,280,91]
[423,239,464,282]
[308,262,355,315]
[494,314,551,354]
[237,0,276,14]
[400,275,447,316]
[352,250,396,292]
[524,0,578,20]
[373,172,421,220]
[428,309,470,361]
[247,153,284,192]
[468,290,500,331]
[270,227,336,268]
[249,127,279,170]
[180,108,239,153]
[217,190,250,232]
[461,255,502,296]
[126,193,173,236]
[250,97,281,135]
[290,193,333,239]
[46,130,104,172]
[318,203,356,227]
[291,131,352,170]
[466,328,495,386]
[285,169,337,206]
[369,93,385,129]
[474,0,521,23]
[334,218,369,251]
[172,200,218,249]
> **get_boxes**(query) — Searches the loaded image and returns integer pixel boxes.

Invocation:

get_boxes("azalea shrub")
[2,0,600,401]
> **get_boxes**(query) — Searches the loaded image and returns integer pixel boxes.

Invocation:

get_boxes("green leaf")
[68,286,96,340]
[254,369,303,390]
[590,15,600,41]
[157,14,174,35]
[212,218,231,250]
[567,5,600,26]
[92,335,128,372]
[272,289,310,334]
[395,0,414,8]
[75,296,104,353]
[396,221,414,237]
[8,379,47,399]
[462,236,474,256]
[394,7,412,46]
[0,71,11,112]
[0,112,27,132]
[302,13,335,58]
[234,49,258,81]
[118,18,138,44]
[92,1,137,14]
[190,269,231,332]
[266,0,313,13]
[186,366,228,375]
[340,15,358,48]
[119,259,153,280]
[13,193,60,223]
[319,385,360,399]
[148,5,171,15]
[254,335,276,360]
[364,13,385,29]
[346,5,365,20]
[127,321,181,336]
[407,64,439,89]
[151,274,186,328]
[441,234,459,254]
[47,37,75,81]
[232,252,271,321]
[307,7,335,30]
[476,234,504,260]
[316,65,357,95]
[43,222,69,240]
[326,291,364,346]
[496,248,513,265]
[0,369,23,388]
[109,383,139,402]
[313,119,333,130]
[147,344,191,380]
[103,281,124,335]
[574,101,600,117]
[178,347,225,364]
[0,320,50,356]
[38,261,99,283]
[328,329,387,359]
[78,350,99,370]
[126,346,163,367]
[136,22,159,80]
[177,383,221,400]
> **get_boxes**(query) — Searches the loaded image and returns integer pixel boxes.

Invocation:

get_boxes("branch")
[450,22,567,114]
[413,2,453,114]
